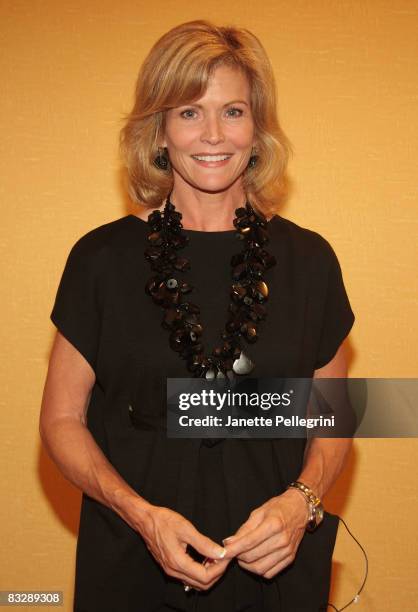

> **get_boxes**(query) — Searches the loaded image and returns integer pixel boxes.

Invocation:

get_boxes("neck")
[168,179,247,232]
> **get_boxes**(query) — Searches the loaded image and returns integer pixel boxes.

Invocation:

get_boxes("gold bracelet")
[287,481,324,531]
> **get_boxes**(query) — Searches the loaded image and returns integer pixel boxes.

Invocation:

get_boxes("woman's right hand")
[136,504,230,591]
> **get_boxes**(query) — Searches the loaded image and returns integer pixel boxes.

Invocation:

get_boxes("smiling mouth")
[191,154,233,162]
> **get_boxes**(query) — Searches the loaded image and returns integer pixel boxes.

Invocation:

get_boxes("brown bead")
[148,231,164,245]
[162,308,181,329]
[174,257,190,271]
[255,280,268,298]
[222,341,232,355]
[145,276,160,295]
[231,284,247,301]
[184,313,199,325]
[179,282,193,294]
[169,329,187,351]
[245,325,258,343]
[190,323,203,335]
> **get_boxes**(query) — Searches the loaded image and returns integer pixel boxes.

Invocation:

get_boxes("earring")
[248,149,258,168]
[154,147,170,171]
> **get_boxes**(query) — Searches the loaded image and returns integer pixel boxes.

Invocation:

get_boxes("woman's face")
[162,65,255,194]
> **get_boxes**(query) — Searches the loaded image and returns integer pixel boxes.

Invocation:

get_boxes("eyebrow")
[183,100,249,108]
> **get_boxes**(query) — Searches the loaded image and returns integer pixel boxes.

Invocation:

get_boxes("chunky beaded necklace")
[144,194,276,380]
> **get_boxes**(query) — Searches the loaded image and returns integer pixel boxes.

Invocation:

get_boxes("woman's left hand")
[222,489,309,579]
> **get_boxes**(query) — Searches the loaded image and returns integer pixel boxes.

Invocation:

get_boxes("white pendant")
[232,351,254,375]
[205,368,216,380]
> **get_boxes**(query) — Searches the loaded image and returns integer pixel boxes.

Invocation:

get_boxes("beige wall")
[1,1,417,610]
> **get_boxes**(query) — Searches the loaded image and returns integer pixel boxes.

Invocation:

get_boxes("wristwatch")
[287,480,324,532]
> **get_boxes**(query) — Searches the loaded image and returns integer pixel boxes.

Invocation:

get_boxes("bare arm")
[295,341,353,499]
[39,330,152,529]
[39,331,227,590]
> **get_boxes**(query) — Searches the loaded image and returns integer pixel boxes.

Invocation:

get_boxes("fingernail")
[223,536,234,544]
[217,547,227,559]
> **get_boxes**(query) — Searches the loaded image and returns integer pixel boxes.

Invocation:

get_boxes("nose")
[200,113,224,145]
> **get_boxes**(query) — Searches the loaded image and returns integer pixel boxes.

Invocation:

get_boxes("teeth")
[192,155,231,162]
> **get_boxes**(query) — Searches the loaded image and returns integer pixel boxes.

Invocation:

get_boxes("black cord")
[320,516,368,611]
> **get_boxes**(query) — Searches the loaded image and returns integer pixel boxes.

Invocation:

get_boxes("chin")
[189,175,241,194]
[193,183,232,194]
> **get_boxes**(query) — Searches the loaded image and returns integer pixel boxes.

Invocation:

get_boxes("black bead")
[235,207,247,218]
[169,329,187,351]
[232,263,248,280]
[144,246,162,261]
[226,319,239,333]
[231,253,245,267]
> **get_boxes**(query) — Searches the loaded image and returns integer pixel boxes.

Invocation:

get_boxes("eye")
[226,107,244,118]
[180,108,197,119]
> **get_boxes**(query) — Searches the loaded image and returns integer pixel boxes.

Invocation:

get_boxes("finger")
[236,534,286,563]
[179,548,228,585]
[184,557,229,590]
[260,553,296,579]
[223,521,274,558]
[182,558,230,591]
[156,539,208,588]
[238,549,280,574]
[175,558,227,591]
[174,570,206,591]
[169,524,227,586]
[202,558,230,589]
[238,550,294,577]
[184,524,227,562]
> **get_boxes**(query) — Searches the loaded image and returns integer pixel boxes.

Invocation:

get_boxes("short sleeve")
[315,243,355,369]
[50,235,105,372]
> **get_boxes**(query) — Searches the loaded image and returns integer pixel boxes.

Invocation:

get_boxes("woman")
[40,20,354,611]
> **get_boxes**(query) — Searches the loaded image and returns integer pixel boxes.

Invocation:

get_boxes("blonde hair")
[119,20,293,216]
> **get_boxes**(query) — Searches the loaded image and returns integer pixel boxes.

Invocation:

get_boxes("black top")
[50,213,355,612]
